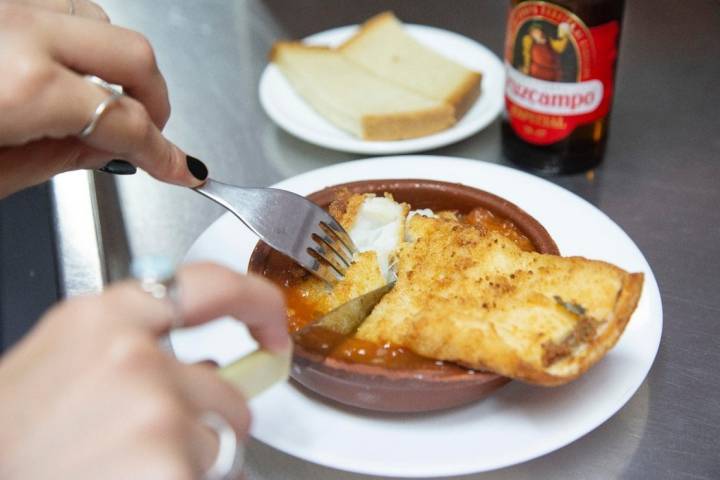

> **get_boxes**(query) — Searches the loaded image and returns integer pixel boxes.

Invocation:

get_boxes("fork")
[194,178,357,283]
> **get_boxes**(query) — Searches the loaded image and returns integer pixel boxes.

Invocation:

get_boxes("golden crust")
[361,105,455,140]
[355,215,643,386]
[337,193,368,230]
[327,188,354,225]
[521,272,644,385]
[269,41,332,62]
[557,272,644,379]
[338,11,397,52]
[446,72,482,119]
[291,250,385,316]
[293,193,643,386]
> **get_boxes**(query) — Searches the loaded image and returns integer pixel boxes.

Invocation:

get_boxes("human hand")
[0,262,289,480]
[0,1,206,199]
[3,0,109,20]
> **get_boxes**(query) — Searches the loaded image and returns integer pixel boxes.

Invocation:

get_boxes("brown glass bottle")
[502,0,625,174]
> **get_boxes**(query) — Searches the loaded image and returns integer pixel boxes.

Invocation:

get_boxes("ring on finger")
[84,74,123,96]
[131,256,182,327]
[201,412,244,480]
[78,75,125,138]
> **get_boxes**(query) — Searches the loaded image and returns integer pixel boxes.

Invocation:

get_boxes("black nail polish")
[98,160,137,175]
[186,155,208,181]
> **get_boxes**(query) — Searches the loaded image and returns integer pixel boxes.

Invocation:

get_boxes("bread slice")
[339,12,482,119]
[270,42,455,140]
[355,215,643,386]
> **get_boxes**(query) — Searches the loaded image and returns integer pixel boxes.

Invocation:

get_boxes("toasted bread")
[270,42,455,140]
[355,215,643,385]
[339,12,482,119]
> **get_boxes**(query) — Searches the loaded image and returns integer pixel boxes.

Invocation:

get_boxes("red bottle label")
[504,2,619,145]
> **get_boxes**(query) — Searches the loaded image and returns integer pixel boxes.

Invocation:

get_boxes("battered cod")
[296,193,643,386]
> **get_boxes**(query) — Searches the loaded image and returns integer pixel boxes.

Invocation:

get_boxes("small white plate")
[172,156,663,477]
[259,25,505,154]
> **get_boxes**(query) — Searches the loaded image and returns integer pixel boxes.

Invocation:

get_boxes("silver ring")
[131,256,183,330]
[132,256,177,300]
[78,75,124,138]
[201,412,243,480]
[84,74,124,96]
[67,0,75,15]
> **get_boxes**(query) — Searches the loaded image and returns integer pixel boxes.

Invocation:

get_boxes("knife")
[292,281,396,356]
[219,348,292,399]
[217,281,394,397]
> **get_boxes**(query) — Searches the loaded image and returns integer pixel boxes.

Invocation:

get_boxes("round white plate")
[259,25,505,154]
[172,157,663,478]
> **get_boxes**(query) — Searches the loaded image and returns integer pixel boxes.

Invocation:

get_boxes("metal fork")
[194,178,357,283]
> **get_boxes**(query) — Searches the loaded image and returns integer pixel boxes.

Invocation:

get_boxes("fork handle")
[194,178,257,214]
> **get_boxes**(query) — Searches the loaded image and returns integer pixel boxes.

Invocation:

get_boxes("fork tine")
[193,180,356,285]
[310,234,348,276]
[295,248,340,284]
[328,219,358,254]
[306,247,346,283]
[321,220,358,259]
[317,223,354,267]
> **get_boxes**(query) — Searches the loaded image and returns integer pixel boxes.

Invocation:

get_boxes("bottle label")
[504,1,619,145]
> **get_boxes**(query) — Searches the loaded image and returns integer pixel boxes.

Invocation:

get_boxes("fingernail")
[98,160,137,175]
[186,155,208,181]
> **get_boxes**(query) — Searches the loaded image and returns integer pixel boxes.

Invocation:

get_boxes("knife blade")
[292,281,396,356]
[218,348,291,399]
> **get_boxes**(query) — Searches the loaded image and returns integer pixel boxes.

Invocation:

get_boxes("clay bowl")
[248,179,559,412]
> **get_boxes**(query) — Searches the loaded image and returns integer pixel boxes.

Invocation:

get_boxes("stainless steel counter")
[53,0,720,478]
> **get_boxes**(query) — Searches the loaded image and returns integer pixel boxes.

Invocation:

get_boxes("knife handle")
[218,347,292,399]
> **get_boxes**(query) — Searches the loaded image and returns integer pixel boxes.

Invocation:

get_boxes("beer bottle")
[502,0,625,174]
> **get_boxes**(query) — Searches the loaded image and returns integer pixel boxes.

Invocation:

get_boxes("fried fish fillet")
[288,192,406,328]
[289,250,386,318]
[331,192,409,280]
[355,215,643,386]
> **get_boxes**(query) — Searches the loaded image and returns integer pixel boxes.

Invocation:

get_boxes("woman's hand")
[0,263,289,480]
[3,0,109,20]
[0,0,205,198]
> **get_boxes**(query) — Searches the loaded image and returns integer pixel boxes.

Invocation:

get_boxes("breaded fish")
[289,250,386,319]
[355,215,643,385]
[331,192,409,280]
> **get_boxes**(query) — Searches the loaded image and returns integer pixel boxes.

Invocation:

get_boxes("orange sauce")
[282,282,454,370]
[274,207,535,371]
[463,207,535,252]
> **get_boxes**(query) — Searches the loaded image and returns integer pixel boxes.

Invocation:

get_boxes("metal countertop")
[52,1,720,478]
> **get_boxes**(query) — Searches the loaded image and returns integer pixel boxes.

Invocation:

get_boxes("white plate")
[259,25,505,154]
[172,156,663,478]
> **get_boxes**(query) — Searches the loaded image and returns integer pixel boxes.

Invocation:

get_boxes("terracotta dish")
[248,179,559,412]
